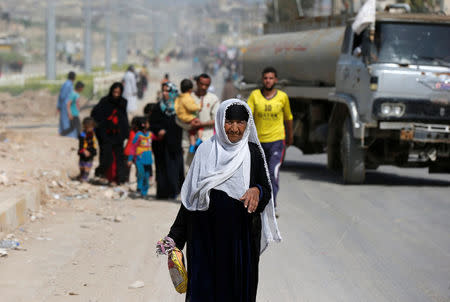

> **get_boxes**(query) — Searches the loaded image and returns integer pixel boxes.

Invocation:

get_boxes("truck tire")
[327,128,341,171]
[327,105,344,172]
[341,116,365,184]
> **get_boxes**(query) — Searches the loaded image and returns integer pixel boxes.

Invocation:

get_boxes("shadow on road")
[281,160,340,184]
[281,160,450,187]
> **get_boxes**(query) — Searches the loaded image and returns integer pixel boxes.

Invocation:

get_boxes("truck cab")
[237,12,450,184]
[329,14,450,183]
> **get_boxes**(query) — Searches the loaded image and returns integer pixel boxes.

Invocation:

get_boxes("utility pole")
[153,14,160,57]
[295,0,304,17]
[83,0,92,73]
[273,0,280,22]
[45,0,56,80]
[117,2,127,66]
[105,0,112,72]
[117,32,127,66]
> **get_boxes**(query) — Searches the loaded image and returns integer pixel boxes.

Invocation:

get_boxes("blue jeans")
[136,163,152,196]
[261,140,285,208]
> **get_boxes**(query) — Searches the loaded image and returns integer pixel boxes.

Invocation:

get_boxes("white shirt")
[191,91,220,141]
[123,71,137,112]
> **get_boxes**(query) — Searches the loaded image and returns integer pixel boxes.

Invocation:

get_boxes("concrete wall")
[0,184,41,233]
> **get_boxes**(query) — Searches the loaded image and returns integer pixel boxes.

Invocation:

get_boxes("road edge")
[0,184,43,234]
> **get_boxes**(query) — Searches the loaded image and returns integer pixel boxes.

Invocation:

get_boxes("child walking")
[175,79,203,153]
[67,81,85,136]
[78,117,97,182]
[124,117,141,183]
[127,117,154,197]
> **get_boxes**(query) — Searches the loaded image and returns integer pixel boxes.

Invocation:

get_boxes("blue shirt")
[58,80,73,110]
[67,91,80,117]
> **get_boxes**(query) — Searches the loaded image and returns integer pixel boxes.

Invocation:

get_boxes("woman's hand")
[240,187,260,214]
[158,129,166,139]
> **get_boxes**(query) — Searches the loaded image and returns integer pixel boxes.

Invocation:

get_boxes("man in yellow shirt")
[247,67,293,215]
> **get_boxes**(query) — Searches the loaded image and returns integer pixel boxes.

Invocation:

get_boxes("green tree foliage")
[0,52,25,64]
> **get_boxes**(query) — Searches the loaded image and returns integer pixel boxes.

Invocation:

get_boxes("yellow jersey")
[247,89,293,143]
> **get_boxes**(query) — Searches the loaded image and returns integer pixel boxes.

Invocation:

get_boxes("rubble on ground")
[0,89,143,260]
[0,90,62,124]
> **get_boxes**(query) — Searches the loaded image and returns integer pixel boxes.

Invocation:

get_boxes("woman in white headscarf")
[167,99,281,302]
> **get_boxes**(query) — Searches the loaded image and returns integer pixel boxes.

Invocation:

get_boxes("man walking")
[57,71,77,138]
[182,73,219,167]
[247,67,293,217]
[123,65,138,115]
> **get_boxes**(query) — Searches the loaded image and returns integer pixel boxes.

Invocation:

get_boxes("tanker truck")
[238,12,450,184]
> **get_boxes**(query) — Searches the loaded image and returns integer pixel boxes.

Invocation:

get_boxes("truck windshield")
[373,22,450,67]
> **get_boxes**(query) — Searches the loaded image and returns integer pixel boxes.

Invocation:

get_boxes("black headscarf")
[225,104,249,121]
[90,82,129,143]
[106,82,126,107]
[109,82,123,94]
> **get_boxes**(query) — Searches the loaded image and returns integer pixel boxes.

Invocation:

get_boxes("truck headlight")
[381,104,392,115]
[393,105,403,116]
[380,103,405,117]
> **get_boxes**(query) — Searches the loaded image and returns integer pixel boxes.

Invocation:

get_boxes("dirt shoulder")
[0,88,182,301]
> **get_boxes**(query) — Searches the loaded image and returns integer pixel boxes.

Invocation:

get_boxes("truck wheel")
[327,130,341,171]
[340,116,365,184]
[327,105,344,172]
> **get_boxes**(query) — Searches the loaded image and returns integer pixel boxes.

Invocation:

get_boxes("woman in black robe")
[90,82,129,184]
[166,100,281,302]
[149,82,184,199]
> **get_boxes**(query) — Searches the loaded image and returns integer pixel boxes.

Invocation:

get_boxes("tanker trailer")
[239,22,346,161]
[240,25,345,155]
[238,13,450,184]
[242,26,344,86]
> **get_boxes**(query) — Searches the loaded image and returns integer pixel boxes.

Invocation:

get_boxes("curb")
[0,184,42,233]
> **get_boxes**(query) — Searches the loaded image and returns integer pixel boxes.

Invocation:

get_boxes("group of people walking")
[57,64,294,301]
[57,71,85,139]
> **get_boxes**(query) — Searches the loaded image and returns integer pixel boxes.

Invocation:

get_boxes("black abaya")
[168,143,271,302]
[90,85,129,183]
[152,139,184,198]
[149,101,184,198]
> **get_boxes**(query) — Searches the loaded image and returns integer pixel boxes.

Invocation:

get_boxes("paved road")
[258,147,450,302]
[1,146,449,301]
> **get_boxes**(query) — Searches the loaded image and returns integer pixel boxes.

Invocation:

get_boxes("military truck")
[238,11,450,184]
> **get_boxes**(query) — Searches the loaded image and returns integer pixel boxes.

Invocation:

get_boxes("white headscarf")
[181,99,281,253]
